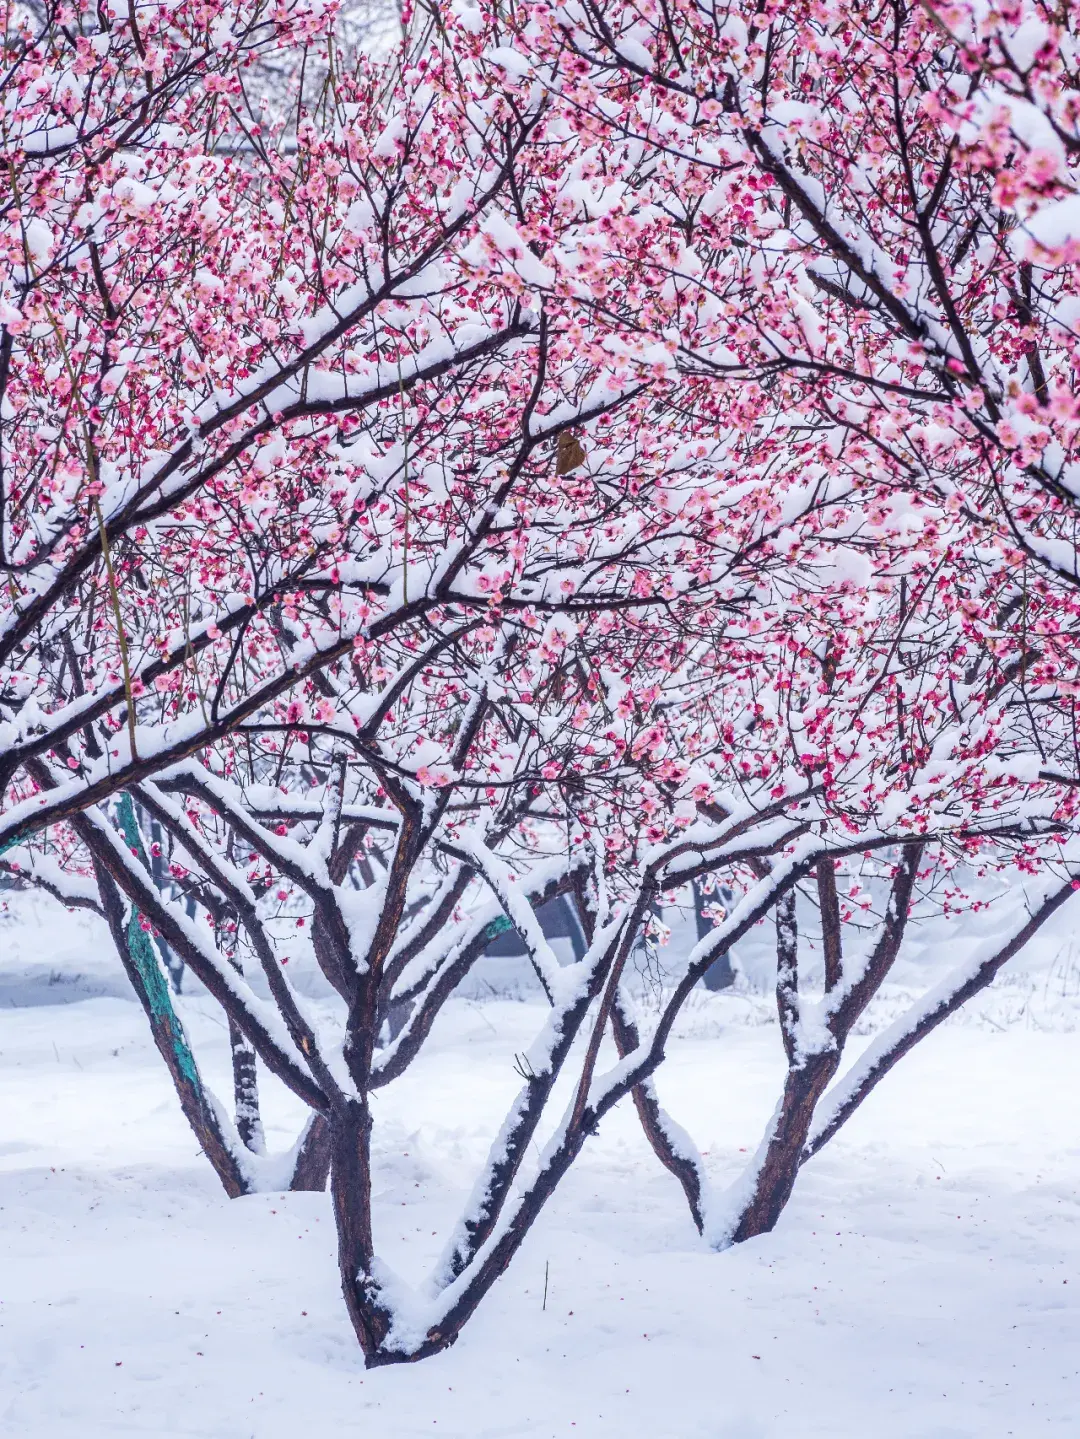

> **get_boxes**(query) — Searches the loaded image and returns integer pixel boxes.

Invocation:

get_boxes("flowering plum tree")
[9,377,1072,1359]
[5,0,1080,1368]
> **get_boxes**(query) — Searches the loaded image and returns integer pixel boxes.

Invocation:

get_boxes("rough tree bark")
[724,849,923,1243]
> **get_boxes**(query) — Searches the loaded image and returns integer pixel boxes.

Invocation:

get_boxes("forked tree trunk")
[728,1049,840,1242]
[726,849,922,1243]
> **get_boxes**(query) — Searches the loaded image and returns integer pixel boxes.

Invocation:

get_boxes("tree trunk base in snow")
[730,1052,839,1243]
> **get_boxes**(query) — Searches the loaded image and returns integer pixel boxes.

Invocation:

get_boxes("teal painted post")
[484,913,514,941]
[116,794,204,1094]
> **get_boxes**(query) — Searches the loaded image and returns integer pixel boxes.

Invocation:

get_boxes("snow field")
[0,897,1077,1437]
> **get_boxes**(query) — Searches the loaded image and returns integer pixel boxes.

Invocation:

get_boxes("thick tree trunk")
[727,847,923,1243]
[330,1097,396,1363]
[729,1049,839,1242]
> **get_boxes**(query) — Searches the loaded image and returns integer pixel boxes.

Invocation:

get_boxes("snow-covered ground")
[1,892,1078,1438]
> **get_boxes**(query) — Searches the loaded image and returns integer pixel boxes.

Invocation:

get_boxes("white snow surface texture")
[0,892,1078,1438]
